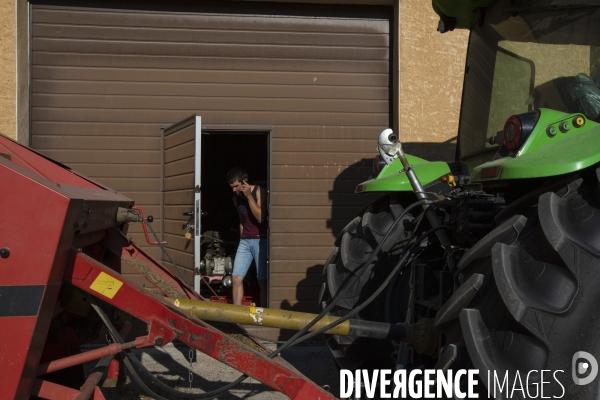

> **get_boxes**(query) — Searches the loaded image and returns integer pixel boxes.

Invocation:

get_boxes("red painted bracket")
[31,379,106,400]
[148,318,181,346]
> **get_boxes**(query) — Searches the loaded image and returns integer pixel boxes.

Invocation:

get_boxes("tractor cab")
[362,1,600,193]
[450,1,600,169]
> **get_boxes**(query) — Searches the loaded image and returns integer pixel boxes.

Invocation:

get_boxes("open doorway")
[198,131,270,305]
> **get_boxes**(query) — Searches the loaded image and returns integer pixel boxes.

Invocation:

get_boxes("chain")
[106,333,112,344]
[188,347,194,388]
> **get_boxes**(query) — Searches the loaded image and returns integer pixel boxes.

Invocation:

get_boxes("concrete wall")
[1,0,16,140]
[0,0,469,152]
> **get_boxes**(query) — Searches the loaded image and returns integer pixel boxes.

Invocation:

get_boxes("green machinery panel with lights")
[355,109,600,194]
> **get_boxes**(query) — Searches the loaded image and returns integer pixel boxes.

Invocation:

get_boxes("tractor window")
[457,2,600,163]
[487,47,534,146]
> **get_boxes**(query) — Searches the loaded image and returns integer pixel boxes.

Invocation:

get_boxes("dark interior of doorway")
[199,132,269,301]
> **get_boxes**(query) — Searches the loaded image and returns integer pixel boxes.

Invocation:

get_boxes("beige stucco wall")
[400,0,469,160]
[0,0,16,140]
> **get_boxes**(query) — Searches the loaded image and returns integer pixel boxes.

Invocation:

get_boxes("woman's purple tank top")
[238,186,267,239]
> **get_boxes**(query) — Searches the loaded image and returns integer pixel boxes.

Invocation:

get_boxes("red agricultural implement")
[0,134,338,399]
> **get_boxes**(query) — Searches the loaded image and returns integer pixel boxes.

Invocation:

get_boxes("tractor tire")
[449,173,600,398]
[320,194,414,371]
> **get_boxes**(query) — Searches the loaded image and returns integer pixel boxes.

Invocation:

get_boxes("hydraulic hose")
[282,225,446,348]
[144,200,430,396]
[99,199,434,398]
[267,199,434,357]
[149,198,429,359]
[385,205,430,323]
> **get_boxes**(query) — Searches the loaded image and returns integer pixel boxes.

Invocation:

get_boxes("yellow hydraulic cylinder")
[165,297,406,340]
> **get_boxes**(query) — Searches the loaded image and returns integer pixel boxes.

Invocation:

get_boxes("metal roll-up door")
[31,0,391,310]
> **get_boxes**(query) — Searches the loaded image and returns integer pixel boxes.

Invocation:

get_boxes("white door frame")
[193,116,202,293]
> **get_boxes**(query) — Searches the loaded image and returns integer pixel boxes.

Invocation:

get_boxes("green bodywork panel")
[472,109,600,182]
[355,154,451,193]
[357,109,600,193]
[432,0,496,30]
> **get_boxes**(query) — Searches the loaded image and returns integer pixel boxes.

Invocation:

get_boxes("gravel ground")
[87,341,341,399]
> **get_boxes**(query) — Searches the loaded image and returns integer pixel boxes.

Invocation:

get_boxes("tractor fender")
[472,128,600,182]
[355,156,451,193]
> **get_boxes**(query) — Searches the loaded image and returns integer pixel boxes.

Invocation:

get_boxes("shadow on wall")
[403,137,457,162]
[276,139,457,340]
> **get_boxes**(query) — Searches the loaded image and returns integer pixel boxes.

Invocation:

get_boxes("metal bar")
[395,142,451,247]
[37,337,149,376]
[75,355,112,400]
[65,250,336,400]
[75,320,133,400]
[31,379,80,399]
[166,298,406,340]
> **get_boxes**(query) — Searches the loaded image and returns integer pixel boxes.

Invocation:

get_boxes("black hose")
[90,298,246,399]
[121,356,171,400]
[98,199,433,397]
[138,200,430,395]
[279,225,445,349]
[385,205,430,322]
[265,199,433,358]
[145,199,429,360]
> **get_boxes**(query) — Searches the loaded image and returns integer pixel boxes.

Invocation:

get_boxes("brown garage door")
[30,0,391,312]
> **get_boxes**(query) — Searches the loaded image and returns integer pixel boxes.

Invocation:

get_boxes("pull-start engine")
[199,231,233,277]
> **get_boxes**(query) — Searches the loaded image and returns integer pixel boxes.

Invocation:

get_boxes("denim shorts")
[233,238,268,280]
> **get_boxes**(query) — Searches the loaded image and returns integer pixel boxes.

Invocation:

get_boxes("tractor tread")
[462,171,600,399]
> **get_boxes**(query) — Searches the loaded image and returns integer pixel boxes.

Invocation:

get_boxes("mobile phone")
[237,180,247,196]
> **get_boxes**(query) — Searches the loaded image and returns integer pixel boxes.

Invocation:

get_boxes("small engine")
[199,231,233,277]
[202,255,232,276]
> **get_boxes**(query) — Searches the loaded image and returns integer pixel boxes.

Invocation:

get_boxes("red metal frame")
[65,250,336,399]
[0,133,107,190]
[0,137,133,399]
[0,133,334,399]
[102,228,201,300]
[31,379,106,400]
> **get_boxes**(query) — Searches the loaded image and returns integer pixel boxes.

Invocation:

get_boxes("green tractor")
[321,0,600,397]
